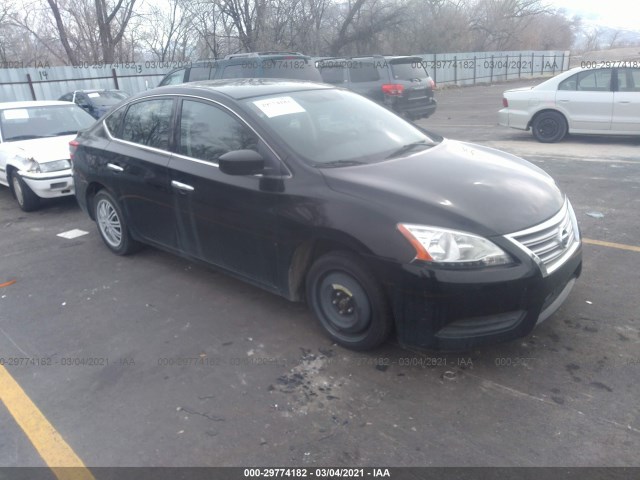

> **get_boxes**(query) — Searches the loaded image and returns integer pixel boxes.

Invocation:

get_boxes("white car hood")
[2,135,76,163]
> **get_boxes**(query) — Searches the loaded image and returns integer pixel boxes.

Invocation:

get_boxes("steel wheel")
[306,251,392,350]
[532,111,567,143]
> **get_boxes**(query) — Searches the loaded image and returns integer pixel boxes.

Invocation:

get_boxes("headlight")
[398,223,513,267]
[38,160,71,173]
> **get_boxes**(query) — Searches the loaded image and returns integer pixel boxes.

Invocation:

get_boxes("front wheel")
[11,172,40,211]
[306,251,393,350]
[93,190,141,255]
[531,111,567,143]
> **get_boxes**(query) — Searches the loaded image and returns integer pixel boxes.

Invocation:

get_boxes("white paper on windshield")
[87,92,101,98]
[253,96,305,118]
[3,109,29,120]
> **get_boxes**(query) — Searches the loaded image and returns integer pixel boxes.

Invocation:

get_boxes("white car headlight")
[38,159,72,173]
[398,223,513,267]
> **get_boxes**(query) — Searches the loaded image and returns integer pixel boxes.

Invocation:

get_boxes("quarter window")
[178,100,258,163]
[120,99,173,150]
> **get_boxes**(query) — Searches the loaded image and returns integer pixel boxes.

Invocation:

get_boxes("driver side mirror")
[219,149,264,176]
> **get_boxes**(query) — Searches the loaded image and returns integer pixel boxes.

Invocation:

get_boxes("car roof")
[153,78,334,100]
[190,52,312,65]
[66,89,122,94]
[317,55,422,63]
[0,100,75,110]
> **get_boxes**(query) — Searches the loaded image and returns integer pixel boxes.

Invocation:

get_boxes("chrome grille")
[505,201,580,276]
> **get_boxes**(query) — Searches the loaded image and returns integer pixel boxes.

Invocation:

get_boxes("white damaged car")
[0,101,95,211]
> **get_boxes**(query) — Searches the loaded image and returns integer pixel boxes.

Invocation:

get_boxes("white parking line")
[57,229,89,239]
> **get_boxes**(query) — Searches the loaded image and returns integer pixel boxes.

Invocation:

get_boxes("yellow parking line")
[583,238,640,253]
[0,365,95,480]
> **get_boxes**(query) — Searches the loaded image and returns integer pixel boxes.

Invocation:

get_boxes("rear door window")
[576,69,612,91]
[617,68,640,91]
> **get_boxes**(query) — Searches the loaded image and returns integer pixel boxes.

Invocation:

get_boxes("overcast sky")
[550,0,639,32]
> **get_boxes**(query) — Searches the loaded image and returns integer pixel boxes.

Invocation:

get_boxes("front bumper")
[373,238,582,351]
[19,169,75,199]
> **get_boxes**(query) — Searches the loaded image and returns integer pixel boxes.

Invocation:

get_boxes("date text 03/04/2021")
[243,468,391,477]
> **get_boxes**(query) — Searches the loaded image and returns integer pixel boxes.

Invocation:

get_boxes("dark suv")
[316,55,437,120]
[158,52,322,86]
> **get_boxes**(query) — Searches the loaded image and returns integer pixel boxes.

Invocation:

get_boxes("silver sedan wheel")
[96,198,122,248]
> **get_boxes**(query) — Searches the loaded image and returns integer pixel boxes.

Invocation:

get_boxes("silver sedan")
[499,65,640,142]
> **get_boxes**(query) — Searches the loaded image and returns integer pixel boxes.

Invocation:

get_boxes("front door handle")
[171,180,195,193]
[107,163,124,172]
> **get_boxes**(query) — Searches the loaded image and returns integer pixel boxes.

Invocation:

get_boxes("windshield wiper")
[385,140,432,159]
[316,160,365,168]
[51,130,79,136]
[5,134,48,141]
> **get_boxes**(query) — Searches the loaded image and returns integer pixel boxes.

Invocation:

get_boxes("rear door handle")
[107,163,124,172]
[171,180,195,193]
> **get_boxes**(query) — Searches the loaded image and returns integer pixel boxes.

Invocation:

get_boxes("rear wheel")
[11,172,40,212]
[306,251,393,350]
[93,190,141,255]
[531,111,567,143]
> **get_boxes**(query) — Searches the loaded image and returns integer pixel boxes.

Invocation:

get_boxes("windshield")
[242,89,439,166]
[87,91,129,106]
[0,105,96,142]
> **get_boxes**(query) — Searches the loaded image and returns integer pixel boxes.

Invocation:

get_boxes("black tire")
[306,251,393,350]
[531,111,567,143]
[93,190,141,255]
[10,171,40,212]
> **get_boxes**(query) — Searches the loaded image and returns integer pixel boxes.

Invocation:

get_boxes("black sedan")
[71,79,582,351]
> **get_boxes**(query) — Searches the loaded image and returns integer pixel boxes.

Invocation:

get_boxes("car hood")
[320,139,564,236]
[2,135,76,163]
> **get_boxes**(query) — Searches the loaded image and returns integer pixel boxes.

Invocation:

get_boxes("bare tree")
[141,0,198,61]
[45,0,79,63]
[94,0,137,62]
[217,0,268,52]
[470,0,549,50]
